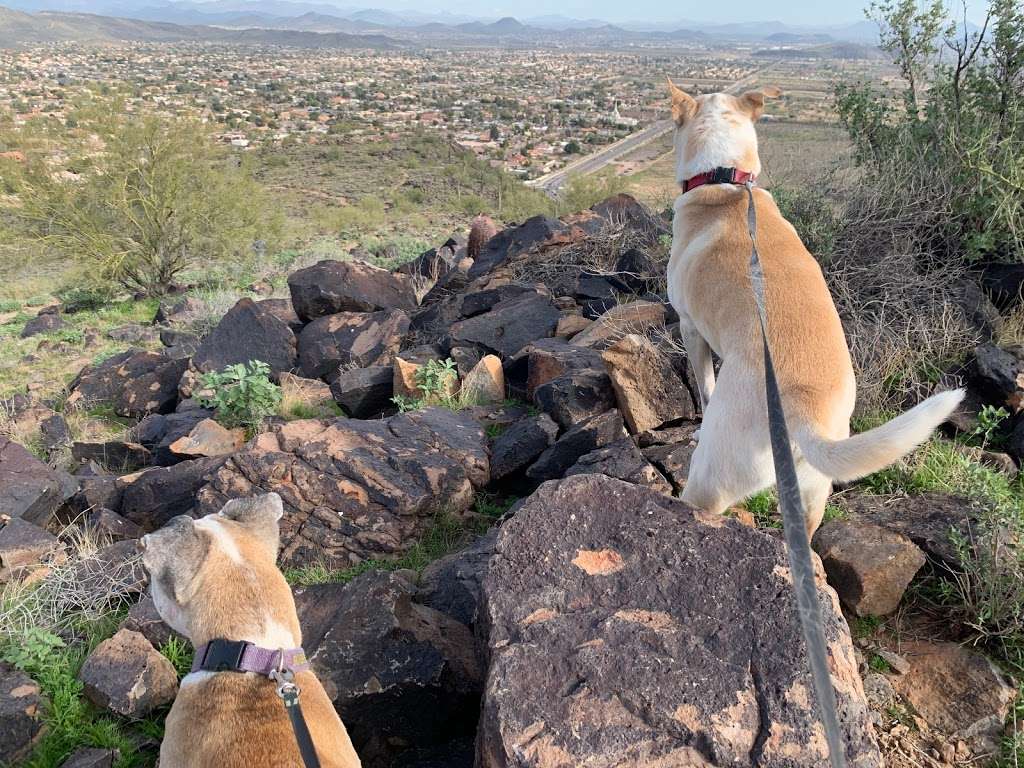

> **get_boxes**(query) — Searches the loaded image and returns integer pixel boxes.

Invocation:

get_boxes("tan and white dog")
[665,80,964,534]
[139,494,361,768]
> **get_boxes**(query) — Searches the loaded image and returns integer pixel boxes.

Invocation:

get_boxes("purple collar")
[191,638,310,677]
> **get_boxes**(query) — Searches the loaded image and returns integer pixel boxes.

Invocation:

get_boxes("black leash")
[271,669,322,768]
[744,180,848,768]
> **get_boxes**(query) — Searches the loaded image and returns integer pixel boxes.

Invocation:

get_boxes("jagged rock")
[59,748,119,768]
[78,629,178,718]
[611,247,658,294]
[973,343,1024,412]
[288,259,417,321]
[118,457,227,531]
[417,529,498,630]
[837,493,975,568]
[0,517,65,582]
[460,285,533,318]
[167,418,245,460]
[812,521,926,617]
[72,540,147,602]
[71,441,152,473]
[120,595,181,648]
[192,298,297,377]
[641,423,701,493]
[330,366,394,418]
[954,279,1003,340]
[532,368,615,429]
[295,571,483,768]
[554,313,592,339]
[131,409,214,467]
[978,261,1024,310]
[477,475,881,768]
[449,292,560,359]
[194,408,488,567]
[87,508,142,542]
[154,296,205,325]
[392,740,474,768]
[68,350,187,418]
[107,323,158,344]
[602,333,696,433]
[861,673,896,711]
[489,413,560,482]
[298,309,409,381]
[39,413,70,452]
[570,300,666,349]
[894,641,1017,755]
[0,661,44,765]
[526,409,624,481]
[565,438,673,494]
[158,328,200,359]
[279,372,334,412]
[393,356,422,399]
[460,355,504,405]
[468,215,566,279]
[0,437,76,526]
[70,475,122,518]
[256,297,305,333]
[591,193,668,235]
[20,311,64,338]
[506,338,605,401]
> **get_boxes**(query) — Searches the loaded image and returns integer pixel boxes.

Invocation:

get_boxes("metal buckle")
[710,167,736,185]
[200,639,249,672]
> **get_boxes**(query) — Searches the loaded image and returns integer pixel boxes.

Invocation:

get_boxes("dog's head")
[137,493,288,642]
[667,79,781,186]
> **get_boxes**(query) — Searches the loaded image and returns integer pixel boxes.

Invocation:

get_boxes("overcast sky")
[289,0,988,26]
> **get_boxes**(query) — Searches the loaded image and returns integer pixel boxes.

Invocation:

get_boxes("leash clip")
[271,650,301,704]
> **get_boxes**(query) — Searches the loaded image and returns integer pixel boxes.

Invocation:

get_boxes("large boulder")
[118,457,228,531]
[68,350,187,418]
[570,300,666,349]
[194,408,488,567]
[191,298,297,377]
[78,629,178,718]
[417,529,498,630]
[565,438,673,494]
[295,571,483,768]
[330,365,394,418]
[468,215,566,279]
[288,259,417,321]
[489,414,559,482]
[0,437,76,526]
[298,309,409,381]
[0,661,44,765]
[477,475,881,768]
[0,517,66,582]
[450,292,560,359]
[526,409,624,481]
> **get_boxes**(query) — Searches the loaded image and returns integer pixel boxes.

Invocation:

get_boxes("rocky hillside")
[1,195,1020,767]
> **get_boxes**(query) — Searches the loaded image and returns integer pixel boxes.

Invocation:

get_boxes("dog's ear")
[740,87,782,120]
[218,492,283,556]
[667,77,696,125]
[139,515,210,605]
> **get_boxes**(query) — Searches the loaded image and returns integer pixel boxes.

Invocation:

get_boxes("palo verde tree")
[7,102,277,296]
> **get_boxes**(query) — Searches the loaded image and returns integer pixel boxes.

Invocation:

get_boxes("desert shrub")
[5,103,279,297]
[392,358,459,412]
[771,184,841,260]
[556,170,627,216]
[196,360,282,431]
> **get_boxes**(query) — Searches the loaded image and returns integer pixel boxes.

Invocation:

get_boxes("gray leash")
[744,180,848,768]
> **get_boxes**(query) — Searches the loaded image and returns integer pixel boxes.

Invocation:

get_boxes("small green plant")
[159,636,194,679]
[851,615,883,640]
[744,489,781,529]
[867,652,892,673]
[196,360,282,431]
[822,503,847,524]
[391,358,459,412]
[484,423,505,439]
[972,405,1010,448]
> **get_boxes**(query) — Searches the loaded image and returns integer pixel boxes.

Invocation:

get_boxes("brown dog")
[665,80,963,534]
[139,494,361,768]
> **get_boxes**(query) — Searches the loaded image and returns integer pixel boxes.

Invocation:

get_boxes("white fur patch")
[254,618,299,649]
[194,515,243,564]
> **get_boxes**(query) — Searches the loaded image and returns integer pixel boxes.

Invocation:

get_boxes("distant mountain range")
[0,0,890,49]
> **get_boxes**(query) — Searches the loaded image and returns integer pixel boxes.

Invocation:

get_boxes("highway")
[526,64,777,196]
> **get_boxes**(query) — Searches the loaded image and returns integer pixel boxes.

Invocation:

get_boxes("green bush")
[392,358,459,412]
[196,360,282,431]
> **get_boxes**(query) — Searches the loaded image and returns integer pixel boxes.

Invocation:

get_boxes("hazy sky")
[282,0,988,26]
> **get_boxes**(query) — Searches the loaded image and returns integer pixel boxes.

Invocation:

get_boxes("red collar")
[681,167,757,193]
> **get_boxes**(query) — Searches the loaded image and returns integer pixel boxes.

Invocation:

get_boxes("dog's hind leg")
[680,321,715,412]
[795,460,832,537]
[681,363,774,515]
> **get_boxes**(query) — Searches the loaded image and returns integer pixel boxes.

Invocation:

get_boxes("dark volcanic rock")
[450,292,560,359]
[194,408,488,567]
[298,309,409,381]
[330,365,394,418]
[71,441,151,473]
[468,215,566,279]
[641,423,701,493]
[0,661,44,765]
[477,475,881,768]
[0,437,76,526]
[288,259,417,321]
[118,457,227,531]
[602,333,697,433]
[295,571,483,768]
[20,311,64,338]
[417,529,498,630]
[489,413,560,481]
[0,517,65,582]
[78,629,178,718]
[59,748,119,768]
[977,261,1024,311]
[532,367,615,429]
[39,413,70,452]
[565,437,673,494]
[526,409,624,481]
[69,350,187,418]
[191,298,297,377]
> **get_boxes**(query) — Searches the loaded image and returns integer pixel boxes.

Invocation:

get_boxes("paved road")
[526,64,778,196]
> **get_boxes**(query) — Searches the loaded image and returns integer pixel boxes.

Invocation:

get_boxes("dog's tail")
[793,389,965,483]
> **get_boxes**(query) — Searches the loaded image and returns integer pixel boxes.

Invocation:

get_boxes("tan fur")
[665,83,964,534]
[140,497,361,768]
